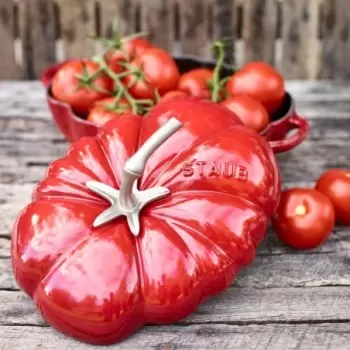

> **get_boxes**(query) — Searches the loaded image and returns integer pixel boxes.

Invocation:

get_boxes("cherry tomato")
[315,169,350,224]
[87,97,132,126]
[178,68,213,99]
[106,38,153,74]
[160,90,188,102]
[226,62,285,114]
[272,188,335,250]
[124,48,180,99]
[52,60,113,116]
[221,95,270,132]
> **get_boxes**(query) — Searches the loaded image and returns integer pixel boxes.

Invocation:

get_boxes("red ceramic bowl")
[41,57,309,153]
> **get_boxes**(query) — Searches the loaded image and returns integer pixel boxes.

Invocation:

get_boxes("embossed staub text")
[181,160,248,181]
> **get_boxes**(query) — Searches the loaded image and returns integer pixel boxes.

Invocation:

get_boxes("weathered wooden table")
[0,81,349,349]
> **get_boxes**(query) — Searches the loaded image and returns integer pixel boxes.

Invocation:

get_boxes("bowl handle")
[268,114,309,154]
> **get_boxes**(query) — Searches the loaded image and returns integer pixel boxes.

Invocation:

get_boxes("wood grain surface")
[0,80,349,349]
[0,0,18,79]
[1,0,350,80]
[242,0,277,65]
[281,0,321,79]
[19,0,56,79]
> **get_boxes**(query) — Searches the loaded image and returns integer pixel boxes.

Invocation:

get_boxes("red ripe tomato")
[221,95,270,132]
[315,169,350,224]
[87,97,132,126]
[160,90,188,102]
[51,60,113,116]
[124,48,180,99]
[226,62,285,114]
[106,38,153,73]
[178,68,213,99]
[272,188,335,250]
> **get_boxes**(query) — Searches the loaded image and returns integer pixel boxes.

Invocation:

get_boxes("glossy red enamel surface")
[12,98,281,345]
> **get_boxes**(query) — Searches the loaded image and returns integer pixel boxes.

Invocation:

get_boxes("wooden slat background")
[0,0,349,80]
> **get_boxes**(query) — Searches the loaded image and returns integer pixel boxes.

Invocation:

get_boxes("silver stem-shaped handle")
[86,117,183,235]
[124,117,183,176]
[119,117,183,210]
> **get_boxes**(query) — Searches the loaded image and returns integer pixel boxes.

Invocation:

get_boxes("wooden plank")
[19,0,56,79]
[1,286,350,325]
[2,127,350,184]
[1,112,350,185]
[0,184,34,236]
[3,222,349,258]
[57,0,96,59]
[0,0,18,79]
[1,179,349,255]
[98,0,136,39]
[179,0,210,57]
[3,136,348,185]
[9,222,346,259]
[281,0,321,79]
[1,114,349,153]
[0,260,15,290]
[1,323,350,350]
[0,178,349,255]
[320,0,350,79]
[0,238,10,258]
[212,0,235,62]
[260,225,350,256]
[2,248,350,290]
[294,100,350,118]
[3,81,350,118]
[4,80,350,102]
[1,89,349,119]
[3,81,350,120]
[0,82,51,119]
[286,80,350,97]
[277,136,350,183]
[233,0,244,66]
[140,0,174,51]
[242,0,277,65]
[0,165,46,185]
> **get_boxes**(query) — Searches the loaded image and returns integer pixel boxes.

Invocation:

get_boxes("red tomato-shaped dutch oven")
[41,57,309,153]
[12,98,281,345]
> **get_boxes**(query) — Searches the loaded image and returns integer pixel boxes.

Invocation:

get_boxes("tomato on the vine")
[51,60,113,116]
[160,90,188,102]
[178,68,213,99]
[226,62,285,114]
[221,95,270,132]
[87,97,132,126]
[315,169,350,224]
[272,188,335,250]
[106,38,153,74]
[124,48,180,99]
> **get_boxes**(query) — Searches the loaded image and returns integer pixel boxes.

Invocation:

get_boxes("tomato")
[106,38,153,74]
[315,169,350,224]
[51,60,113,116]
[124,48,180,99]
[87,97,131,126]
[178,68,213,99]
[226,62,285,114]
[272,188,335,250]
[221,95,270,132]
[160,90,188,102]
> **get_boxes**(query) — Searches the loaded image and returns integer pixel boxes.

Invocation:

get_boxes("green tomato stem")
[211,41,225,103]
[97,58,139,114]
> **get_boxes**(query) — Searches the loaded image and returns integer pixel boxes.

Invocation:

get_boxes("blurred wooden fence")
[0,0,349,80]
